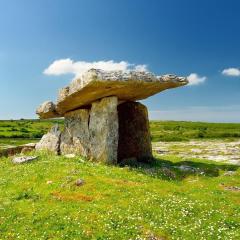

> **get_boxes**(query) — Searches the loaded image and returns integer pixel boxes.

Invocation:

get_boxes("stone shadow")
[119,157,239,181]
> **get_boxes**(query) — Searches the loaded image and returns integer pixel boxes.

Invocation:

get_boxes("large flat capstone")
[36,69,187,118]
[56,69,187,114]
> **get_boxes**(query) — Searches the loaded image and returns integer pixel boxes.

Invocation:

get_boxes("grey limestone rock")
[89,96,119,164]
[35,124,61,154]
[36,101,60,119]
[60,109,90,157]
[54,69,188,115]
[117,102,152,163]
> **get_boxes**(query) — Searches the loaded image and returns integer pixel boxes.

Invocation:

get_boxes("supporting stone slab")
[89,96,118,164]
[59,96,118,164]
[117,102,152,163]
[60,109,90,157]
[35,98,153,165]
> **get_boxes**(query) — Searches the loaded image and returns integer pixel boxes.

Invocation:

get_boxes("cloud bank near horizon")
[43,58,148,80]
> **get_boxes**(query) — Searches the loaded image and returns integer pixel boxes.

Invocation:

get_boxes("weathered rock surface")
[89,96,118,164]
[12,156,38,164]
[153,140,240,165]
[0,143,36,157]
[75,179,85,186]
[54,69,188,115]
[60,109,90,157]
[21,143,37,154]
[36,101,60,119]
[35,96,119,163]
[117,102,152,163]
[35,124,61,154]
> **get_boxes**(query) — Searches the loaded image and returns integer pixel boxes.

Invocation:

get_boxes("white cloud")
[134,64,148,72]
[44,58,148,79]
[187,73,207,86]
[222,67,240,77]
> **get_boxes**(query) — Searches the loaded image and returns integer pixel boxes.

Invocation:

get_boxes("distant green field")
[150,121,240,142]
[0,119,63,139]
[0,119,240,145]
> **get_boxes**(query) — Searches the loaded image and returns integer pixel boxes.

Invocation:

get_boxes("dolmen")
[36,69,188,164]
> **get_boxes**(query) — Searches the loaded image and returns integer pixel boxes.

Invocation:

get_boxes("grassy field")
[0,152,239,239]
[0,120,239,239]
[0,119,63,139]
[150,121,240,142]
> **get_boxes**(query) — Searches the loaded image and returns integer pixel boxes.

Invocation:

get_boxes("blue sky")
[0,0,239,122]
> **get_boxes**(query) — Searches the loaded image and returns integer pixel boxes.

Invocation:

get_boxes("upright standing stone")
[117,102,152,163]
[89,96,118,164]
[60,109,90,157]
[35,124,61,154]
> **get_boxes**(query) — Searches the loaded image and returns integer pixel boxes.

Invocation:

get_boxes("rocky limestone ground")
[153,139,240,165]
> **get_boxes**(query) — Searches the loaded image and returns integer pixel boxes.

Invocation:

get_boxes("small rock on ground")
[12,156,38,164]
[224,186,240,192]
[64,154,76,158]
[75,179,85,186]
[223,171,236,176]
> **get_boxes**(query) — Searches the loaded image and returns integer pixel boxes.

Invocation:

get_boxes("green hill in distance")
[0,119,239,144]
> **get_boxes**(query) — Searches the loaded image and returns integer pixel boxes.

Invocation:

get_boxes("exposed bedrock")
[118,102,152,163]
